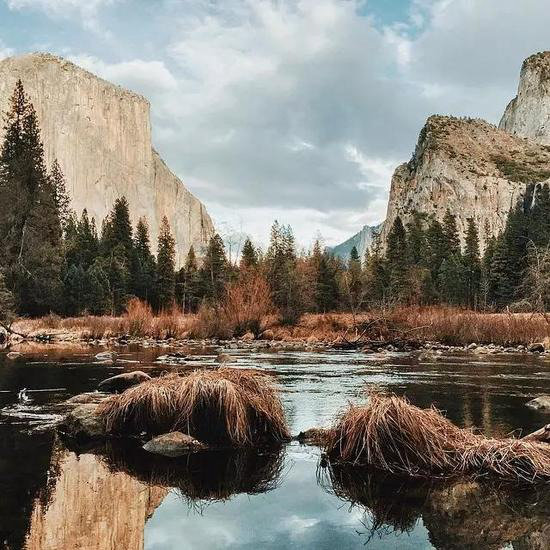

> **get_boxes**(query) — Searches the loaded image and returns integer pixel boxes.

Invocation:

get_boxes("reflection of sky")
[145,446,433,550]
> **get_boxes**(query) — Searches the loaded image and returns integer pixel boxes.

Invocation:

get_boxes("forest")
[1,80,550,332]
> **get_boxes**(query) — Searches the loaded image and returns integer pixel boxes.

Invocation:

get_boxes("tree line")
[1,79,550,324]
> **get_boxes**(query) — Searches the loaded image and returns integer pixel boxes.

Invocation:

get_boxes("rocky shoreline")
[2,324,550,357]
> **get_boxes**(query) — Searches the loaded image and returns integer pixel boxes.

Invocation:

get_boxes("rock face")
[500,52,550,145]
[0,53,214,266]
[330,223,382,260]
[380,115,550,250]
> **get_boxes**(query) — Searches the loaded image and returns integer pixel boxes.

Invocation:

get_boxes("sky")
[1,0,550,249]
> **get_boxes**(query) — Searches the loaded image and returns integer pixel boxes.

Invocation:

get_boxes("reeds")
[325,392,550,482]
[98,368,290,446]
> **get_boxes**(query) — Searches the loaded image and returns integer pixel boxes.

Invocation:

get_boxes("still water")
[0,344,549,549]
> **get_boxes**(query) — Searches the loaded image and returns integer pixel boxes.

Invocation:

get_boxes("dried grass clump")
[123,298,154,336]
[98,368,290,446]
[326,392,550,482]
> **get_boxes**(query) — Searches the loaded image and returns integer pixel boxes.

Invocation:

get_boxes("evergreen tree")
[463,218,481,308]
[406,211,428,266]
[0,271,15,328]
[364,242,388,305]
[156,216,176,310]
[0,80,64,314]
[131,217,156,303]
[425,217,447,296]
[199,233,228,303]
[101,196,134,259]
[240,237,258,269]
[342,245,364,311]
[442,210,461,257]
[86,262,111,315]
[385,216,409,301]
[63,264,88,315]
[266,221,303,324]
[65,209,99,270]
[49,159,71,232]
[176,246,201,312]
[316,252,340,312]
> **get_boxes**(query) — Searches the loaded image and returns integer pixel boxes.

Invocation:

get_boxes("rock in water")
[58,404,106,439]
[95,351,116,362]
[526,396,550,411]
[98,371,151,393]
[143,432,207,457]
[0,53,214,266]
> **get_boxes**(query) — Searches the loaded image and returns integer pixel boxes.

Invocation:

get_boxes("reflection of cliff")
[322,463,550,550]
[24,447,166,550]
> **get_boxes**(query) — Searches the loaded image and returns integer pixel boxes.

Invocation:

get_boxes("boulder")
[142,432,207,457]
[58,403,106,439]
[155,352,187,364]
[296,427,333,446]
[528,342,545,353]
[242,332,255,342]
[95,351,116,362]
[64,392,110,405]
[6,351,21,359]
[526,396,550,412]
[98,371,151,393]
[216,353,232,364]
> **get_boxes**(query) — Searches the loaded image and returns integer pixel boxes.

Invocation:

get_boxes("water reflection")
[320,460,550,549]
[24,442,167,550]
[0,346,550,548]
[97,440,285,504]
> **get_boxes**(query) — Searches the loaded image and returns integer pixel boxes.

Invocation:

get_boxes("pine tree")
[65,209,99,270]
[49,159,71,232]
[0,80,64,314]
[316,252,340,312]
[406,211,428,266]
[385,216,409,301]
[156,216,176,310]
[463,218,481,308]
[0,271,15,328]
[101,197,134,259]
[86,262,111,315]
[131,217,156,303]
[442,210,461,257]
[176,246,201,312]
[240,237,258,269]
[266,221,303,323]
[364,241,388,305]
[199,234,228,303]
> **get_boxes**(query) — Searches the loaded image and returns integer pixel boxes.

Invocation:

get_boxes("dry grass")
[98,368,290,446]
[18,305,550,346]
[325,392,550,482]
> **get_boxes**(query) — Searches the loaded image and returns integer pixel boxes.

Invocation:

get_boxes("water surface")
[1,345,549,549]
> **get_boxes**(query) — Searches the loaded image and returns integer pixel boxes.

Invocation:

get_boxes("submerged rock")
[64,392,110,405]
[143,432,208,457]
[526,396,550,411]
[296,427,333,446]
[95,351,116,362]
[58,403,106,439]
[98,371,151,393]
[155,352,187,364]
[6,351,21,359]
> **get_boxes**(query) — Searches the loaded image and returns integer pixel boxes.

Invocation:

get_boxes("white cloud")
[68,55,178,97]
[6,0,116,32]
[6,0,550,246]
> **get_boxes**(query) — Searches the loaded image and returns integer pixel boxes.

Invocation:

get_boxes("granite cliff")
[330,223,382,260]
[377,51,550,251]
[0,53,214,266]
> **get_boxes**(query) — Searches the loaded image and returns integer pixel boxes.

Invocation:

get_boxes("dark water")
[1,345,550,549]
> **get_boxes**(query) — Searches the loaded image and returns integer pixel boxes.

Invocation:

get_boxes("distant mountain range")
[329,223,382,260]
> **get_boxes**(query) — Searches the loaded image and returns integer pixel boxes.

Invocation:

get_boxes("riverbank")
[4,307,550,354]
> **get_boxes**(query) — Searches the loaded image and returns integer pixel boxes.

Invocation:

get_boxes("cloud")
[68,54,178,98]
[6,0,116,32]
[5,0,550,245]
[0,40,14,60]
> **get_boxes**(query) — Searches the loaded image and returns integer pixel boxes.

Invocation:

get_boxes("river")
[1,344,549,549]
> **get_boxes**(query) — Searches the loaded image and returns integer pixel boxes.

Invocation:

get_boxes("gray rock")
[528,343,545,353]
[155,352,187,364]
[216,353,232,364]
[64,392,110,405]
[58,403,106,439]
[95,351,116,362]
[143,432,207,457]
[467,343,477,350]
[6,351,21,359]
[526,396,550,411]
[98,371,151,393]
